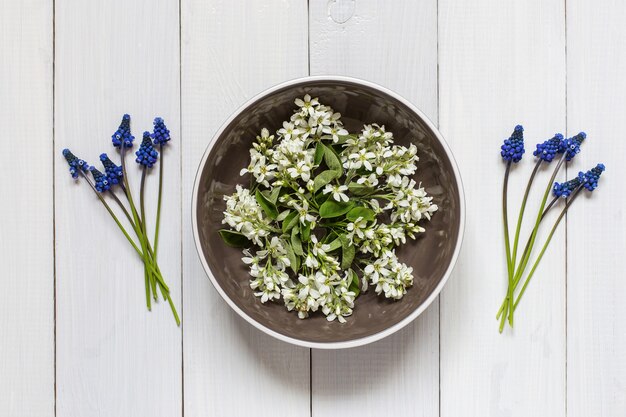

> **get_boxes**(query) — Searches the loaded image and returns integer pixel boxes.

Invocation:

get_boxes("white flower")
[356,173,379,187]
[346,217,369,242]
[347,149,376,171]
[322,184,349,202]
[286,160,312,182]
[290,199,316,226]
[294,94,319,116]
[277,121,301,140]
[322,125,349,143]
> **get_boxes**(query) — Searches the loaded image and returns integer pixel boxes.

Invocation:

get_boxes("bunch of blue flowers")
[62,115,179,325]
[498,126,604,332]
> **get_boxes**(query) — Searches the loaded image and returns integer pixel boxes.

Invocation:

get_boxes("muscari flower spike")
[99,153,123,185]
[136,131,159,168]
[500,125,525,163]
[580,163,605,191]
[534,133,564,162]
[111,114,135,148]
[561,132,586,161]
[553,173,584,198]
[90,166,111,192]
[151,117,171,146]
[62,148,90,178]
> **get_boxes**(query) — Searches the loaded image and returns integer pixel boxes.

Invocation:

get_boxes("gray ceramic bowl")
[192,76,464,349]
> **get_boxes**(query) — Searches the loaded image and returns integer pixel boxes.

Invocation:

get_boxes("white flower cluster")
[221,95,438,323]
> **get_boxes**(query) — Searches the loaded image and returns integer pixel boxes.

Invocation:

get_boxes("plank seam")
[437,0,441,416]
[307,2,313,417]
[563,0,569,417]
[52,0,57,414]
[179,0,185,415]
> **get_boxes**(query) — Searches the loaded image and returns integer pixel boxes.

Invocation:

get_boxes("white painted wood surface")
[309,2,440,416]
[54,0,182,415]
[439,1,568,416]
[1,0,625,416]
[0,0,54,416]
[180,2,311,417]
[567,1,626,415]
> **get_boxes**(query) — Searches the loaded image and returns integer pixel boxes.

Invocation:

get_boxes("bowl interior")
[195,79,461,345]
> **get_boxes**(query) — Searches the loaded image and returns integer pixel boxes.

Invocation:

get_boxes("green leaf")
[291,226,303,256]
[268,186,282,204]
[313,169,340,192]
[346,206,376,222]
[255,189,278,219]
[276,209,291,222]
[285,242,298,274]
[282,210,299,233]
[315,190,330,205]
[347,182,375,196]
[314,142,324,165]
[341,236,355,269]
[301,221,312,242]
[323,143,343,172]
[326,236,342,252]
[319,200,354,218]
[348,269,361,297]
[218,229,249,248]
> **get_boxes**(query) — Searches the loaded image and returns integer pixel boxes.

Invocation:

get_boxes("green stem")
[511,159,542,268]
[508,153,566,326]
[154,144,164,258]
[79,171,140,253]
[513,187,582,311]
[121,145,154,306]
[502,161,513,325]
[140,167,157,301]
[109,189,170,292]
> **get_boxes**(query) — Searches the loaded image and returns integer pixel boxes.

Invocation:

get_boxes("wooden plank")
[54,0,182,415]
[0,0,54,415]
[439,1,567,416]
[180,2,310,416]
[566,1,626,415]
[309,1,440,416]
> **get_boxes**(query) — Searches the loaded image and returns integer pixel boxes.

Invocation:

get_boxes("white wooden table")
[2,0,625,415]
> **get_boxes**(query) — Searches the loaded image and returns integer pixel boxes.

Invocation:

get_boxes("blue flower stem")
[79,170,140,252]
[153,144,163,258]
[121,144,154,308]
[511,159,542,269]
[109,190,172,293]
[500,161,513,332]
[496,190,561,321]
[140,167,158,301]
[508,153,567,326]
[513,186,582,312]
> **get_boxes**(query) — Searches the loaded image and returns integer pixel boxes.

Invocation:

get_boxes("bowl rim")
[191,75,466,349]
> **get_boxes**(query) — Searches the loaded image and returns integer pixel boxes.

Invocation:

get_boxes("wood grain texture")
[0,0,54,415]
[439,1,567,416]
[180,1,310,416]
[54,0,182,415]
[566,1,626,415]
[309,1,439,416]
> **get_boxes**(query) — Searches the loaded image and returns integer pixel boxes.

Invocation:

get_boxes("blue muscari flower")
[111,114,135,148]
[151,117,171,145]
[561,132,586,161]
[62,149,90,178]
[580,163,605,191]
[135,131,159,168]
[553,173,583,198]
[90,166,110,192]
[99,153,123,185]
[500,125,525,163]
[534,133,564,162]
